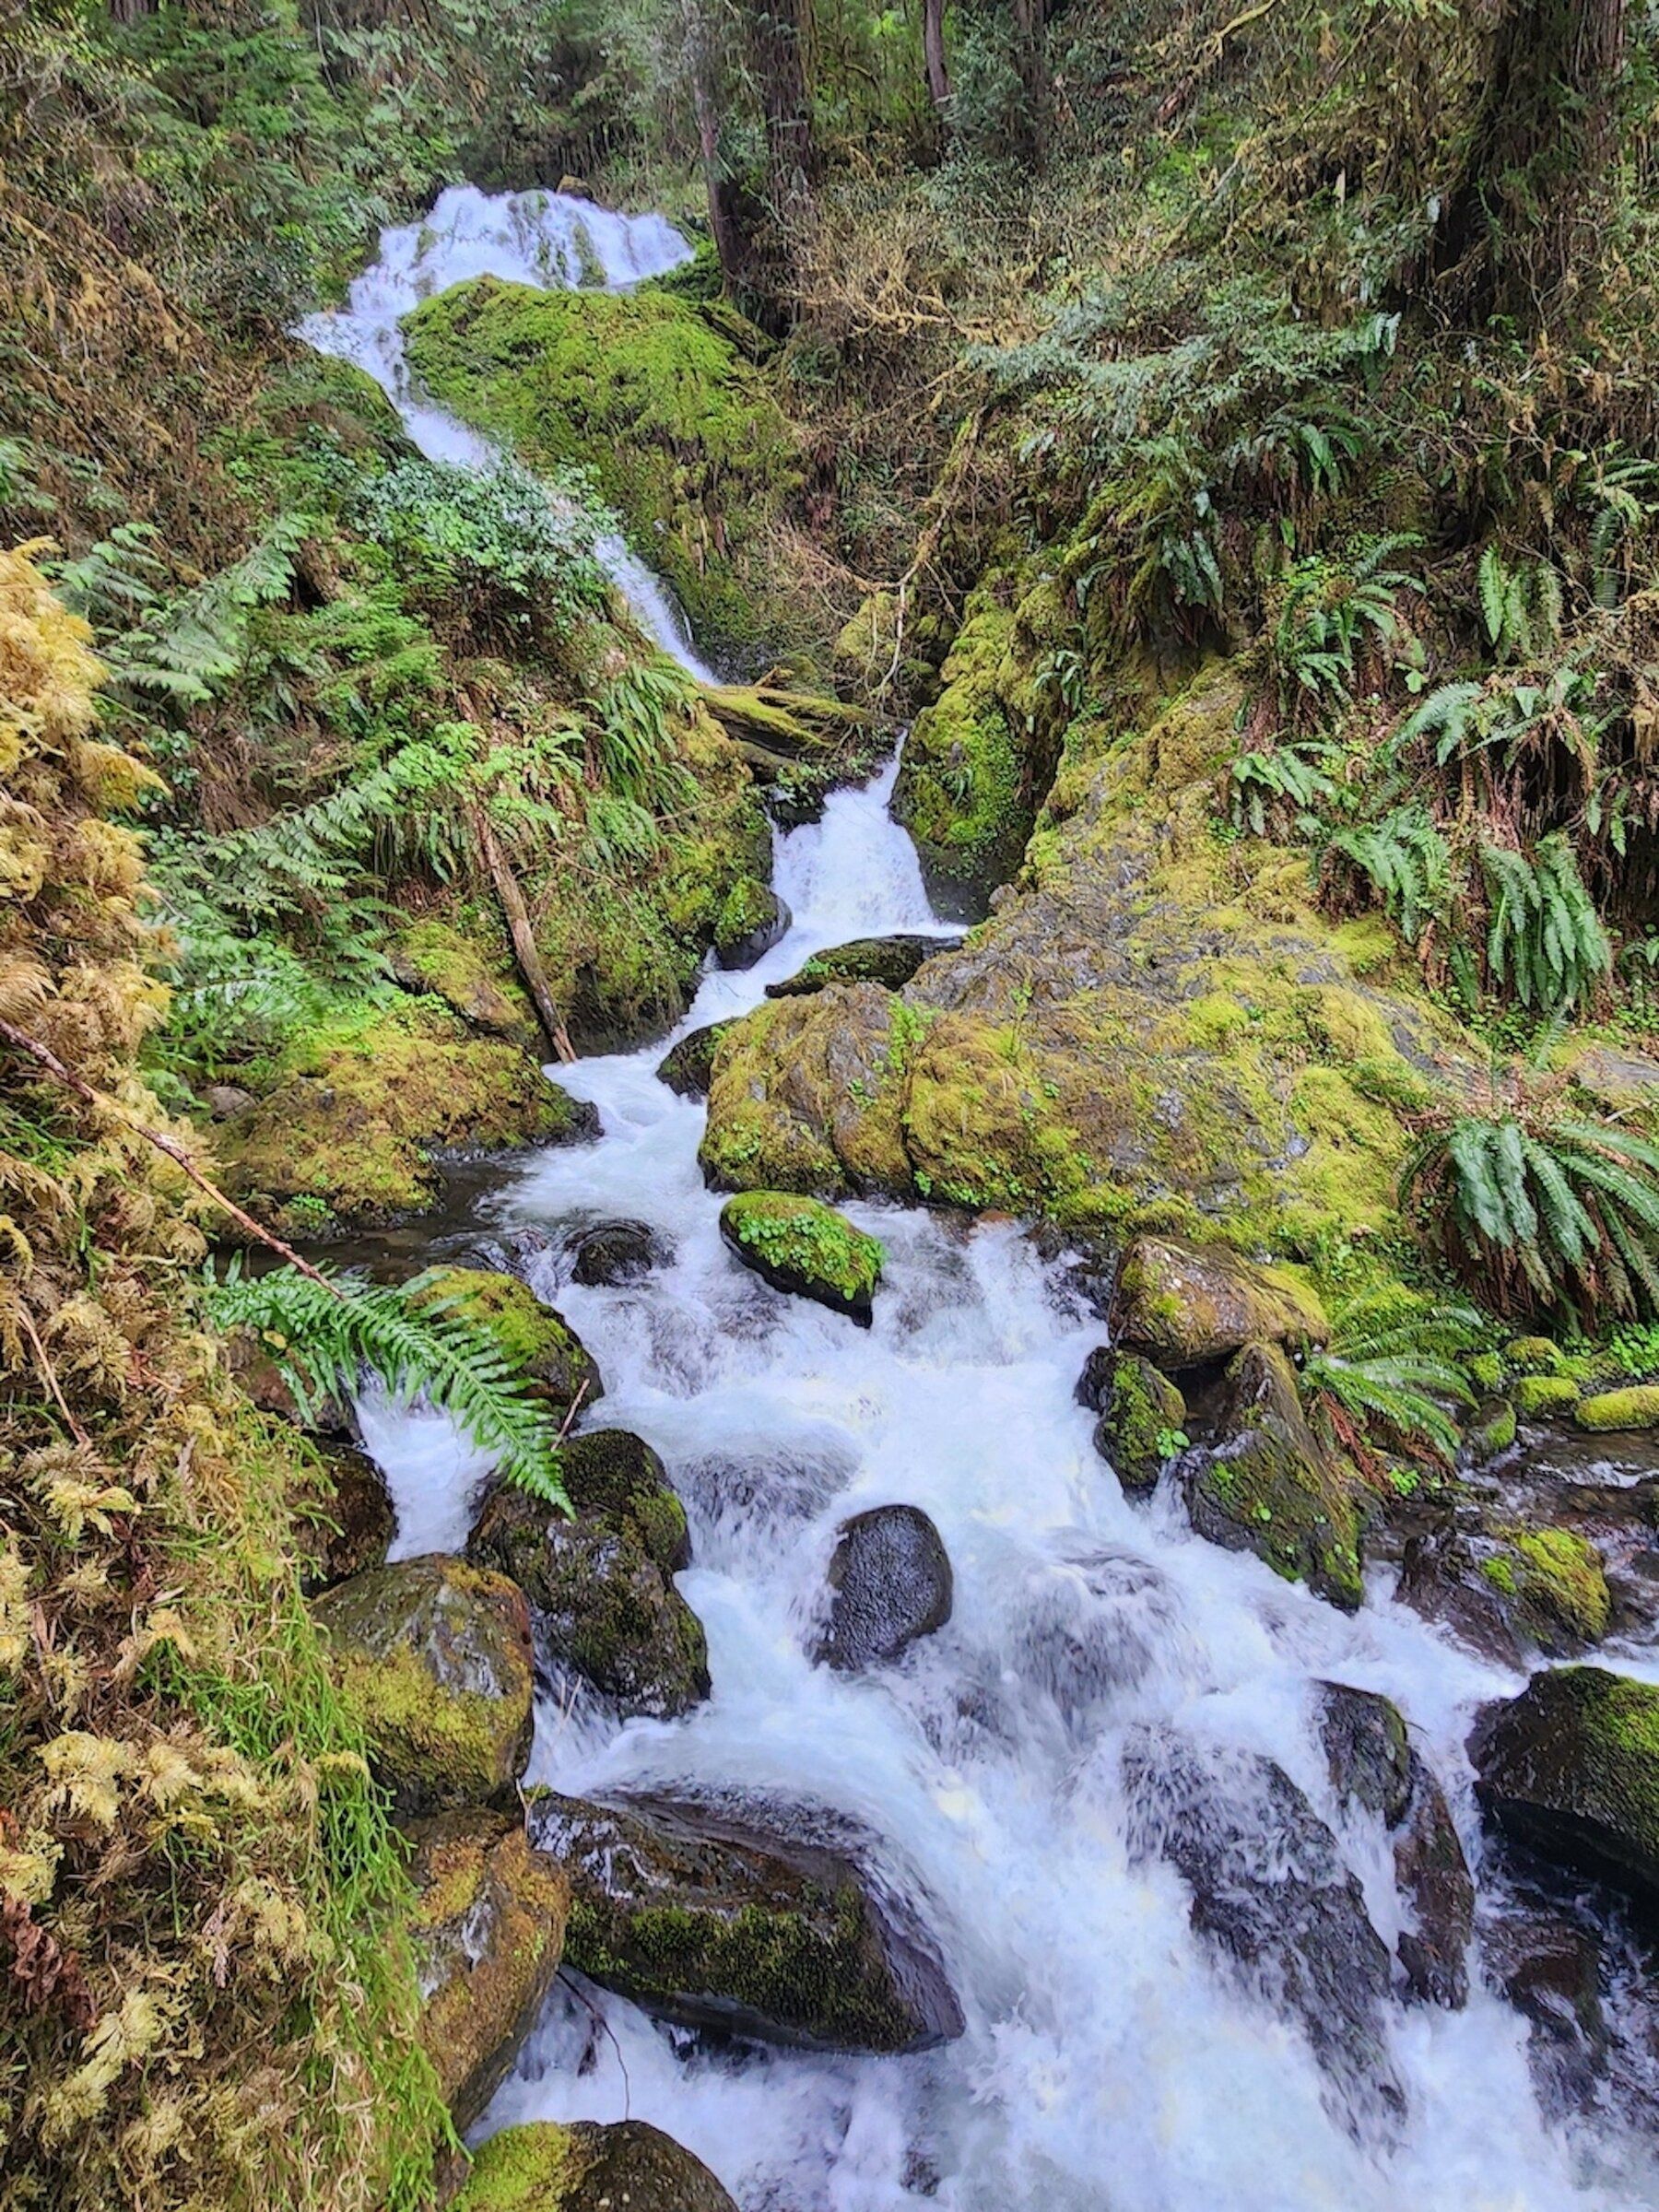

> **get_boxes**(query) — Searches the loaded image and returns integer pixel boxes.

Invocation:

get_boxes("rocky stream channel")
[299,191,1659,2211]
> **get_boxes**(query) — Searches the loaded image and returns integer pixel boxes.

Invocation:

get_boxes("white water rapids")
[317,190,1659,2210]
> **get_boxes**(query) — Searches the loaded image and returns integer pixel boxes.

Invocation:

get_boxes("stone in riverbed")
[1577,1385,1659,1433]
[1397,1522,1610,1662]
[713,877,790,969]
[406,1809,570,2130]
[765,934,962,998]
[719,1191,884,1324]
[1124,1724,1405,2121]
[312,1555,534,1813]
[817,1504,953,1671]
[412,1265,603,1417]
[1472,1665,1659,1908]
[531,1790,964,2053]
[1317,1682,1474,2008]
[1112,1234,1328,1370]
[453,2120,736,2212]
[1514,1373,1581,1419]
[465,1428,706,1719]
[293,1441,394,1594]
[655,1018,732,1100]
[566,1218,664,1287]
[1077,1347,1186,1494]
[1182,1341,1363,1610]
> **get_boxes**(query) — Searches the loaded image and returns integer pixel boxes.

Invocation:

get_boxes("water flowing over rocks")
[816,1503,954,1670]
[530,1791,965,2053]
[466,1430,707,1719]
[565,1218,665,1287]
[407,1809,571,2130]
[312,1555,535,1813]
[453,2120,737,2212]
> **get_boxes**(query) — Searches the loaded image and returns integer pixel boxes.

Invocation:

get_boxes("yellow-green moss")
[1577,1384,1659,1432]
[1506,1336,1567,1375]
[454,2124,581,2212]
[1513,1374,1582,1418]
[720,1191,885,1311]
[1486,1527,1612,1645]
[894,602,1029,890]
[415,1265,599,1409]
[390,915,535,1041]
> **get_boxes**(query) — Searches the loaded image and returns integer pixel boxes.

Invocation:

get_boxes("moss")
[1465,1398,1517,1461]
[1506,1335,1566,1375]
[389,915,535,1041]
[1510,1528,1612,1644]
[713,873,784,962]
[218,997,586,1228]
[1469,1351,1505,1393]
[454,2124,580,2212]
[1094,1354,1187,1492]
[1577,1384,1659,1432]
[1513,1373,1582,1418]
[414,1265,599,1411]
[720,1191,885,1316]
[403,276,805,665]
[893,602,1030,893]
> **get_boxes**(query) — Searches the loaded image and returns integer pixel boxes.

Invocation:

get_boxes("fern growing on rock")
[208,1264,570,1508]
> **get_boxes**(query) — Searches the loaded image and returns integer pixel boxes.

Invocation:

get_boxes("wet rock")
[1472,1665,1659,1909]
[1397,1522,1610,1661]
[293,1441,394,1594]
[566,1218,664,1287]
[765,934,962,998]
[817,1504,953,1671]
[406,1809,570,2130]
[312,1556,534,1813]
[719,1191,884,1325]
[1182,1342,1362,1610]
[1112,1235,1328,1370]
[413,1265,603,1416]
[1317,1682,1474,2007]
[1481,1884,1611,2121]
[713,877,790,969]
[655,1019,732,1100]
[453,2120,737,2212]
[531,1790,963,2053]
[1077,1347,1186,1493]
[1124,1725,1405,2121]
[466,1429,706,1719]
[1514,1374,1581,1418]
[1578,1385,1659,1433]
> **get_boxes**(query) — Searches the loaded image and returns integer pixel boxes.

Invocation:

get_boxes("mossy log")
[700,680,879,757]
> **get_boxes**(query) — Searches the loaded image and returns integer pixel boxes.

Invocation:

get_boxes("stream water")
[310,190,1659,2212]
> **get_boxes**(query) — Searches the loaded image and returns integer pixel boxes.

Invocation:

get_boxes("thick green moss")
[1513,1374,1582,1418]
[1577,1384,1659,1432]
[403,277,802,664]
[1506,1335,1567,1375]
[719,1192,885,1319]
[1093,1354,1186,1492]
[389,915,535,1041]
[1484,1526,1611,1646]
[415,1266,601,1413]
[894,603,1027,893]
[454,2124,579,2212]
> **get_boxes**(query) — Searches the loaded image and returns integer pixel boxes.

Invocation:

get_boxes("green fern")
[1227,740,1337,834]
[1325,807,1449,944]
[104,513,312,706]
[1480,835,1610,1014]
[207,1263,570,1509]
[1302,1285,1480,1464]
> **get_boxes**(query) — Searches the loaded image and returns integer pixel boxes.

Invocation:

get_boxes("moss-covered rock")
[1481,1527,1611,1649]
[403,276,804,666]
[1078,1348,1186,1493]
[1577,1385,1659,1432]
[1112,1235,1329,1369]
[466,1430,707,1719]
[217,998,595,1230]
[1183,1342,1363,1610]
[389,916,536,1042]
[765,933,960,999]
[893,602,1029,901]
[531,1791,964,2053]
[453,2120,736,2212]
[719,1192,885,1324]
[1473,1666,1659,1907]
[712,875,789,969]
[1514,1374,1583,1418]
[1506,1336,1567,1376]
[407,1810,570,2130]
[656,1018,734,1099]
[412,1266,602,1415]
[312,1556,535,1813]
[292,1442,394,1595]
[1463,1397,1518,1465]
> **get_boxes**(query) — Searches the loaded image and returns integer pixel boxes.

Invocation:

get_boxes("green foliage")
[1477,545,1565,664]
[1325,808,1449,946]
[593,661,698,813]
[1302,1284,1480,1465]
[1480,835,1610,1015]
[1402,1103,1659,1323]
[1226,738,1337,835]
[1270,536,1419,718]
[206,1264,570,1509]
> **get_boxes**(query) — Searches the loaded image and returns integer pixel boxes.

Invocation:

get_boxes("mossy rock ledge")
[719,1192,885,1325]
[530,1790,964,2053]
[765,933,962,999]
[1577,1385,1659,1433]
[312,1556,535,1814]
[454,2120,736,2212]
[406,1809,570,2130]
[700,666,1482,1248]
[466,1430,709,1720]
[1472,1666,1659,1908]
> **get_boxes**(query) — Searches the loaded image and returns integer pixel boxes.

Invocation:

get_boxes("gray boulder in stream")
[816,1503,953,1670]
[466,1429,708,1719]
[655,1018,732,1099]
[531,1790,965,2053]
[1123,1724,1406,2124]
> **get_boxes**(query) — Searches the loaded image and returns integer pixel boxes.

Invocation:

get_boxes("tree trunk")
[472,812,577,1065]
[924,0,950,111]
[1433,0,1628,326]
[683,0,753,292]
[747,0,818,233]
[1010,0,1049,165]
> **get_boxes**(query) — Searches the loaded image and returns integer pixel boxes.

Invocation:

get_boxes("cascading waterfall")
[321,191,1659,2212]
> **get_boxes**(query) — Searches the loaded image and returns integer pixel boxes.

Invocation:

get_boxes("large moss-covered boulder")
[218,999,594,1230]
[454,2121,736,2212]
[1472,1666,1659,1906]
[700,665,1478,1252]
[414,1266,603,1416]
[1112,1236,1329,1369]
[407,1810,570,2129]
[532,1791,964,2053]
[1183,1342,1362,1610]
[765,934,961,999]
[1077,1347,1186,1493]
[466,1429,707,1719]
[403,276,803,665]
[1399,1520,1611,1664]
[719,1192,884,1324]
[312,1556,535,1813]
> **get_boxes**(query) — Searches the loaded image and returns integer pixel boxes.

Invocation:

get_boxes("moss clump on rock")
[1114,1235,1329,1370]
[1483,1527,1611,1648]
[413,1265,602,1414]
[403,276,803,665]
[1577,1384,1659,1432]
[719,1191,885,1324]
[388,915,536,1041]
[1463,1397,1517,1465]
[216,997,593,1230]
[894,602,1028,899]
[454,2120,738,2212]
[1505,1335,1567,1375]
[657,1018,734,1099]
[1088,1352,1187,1492]
[1513,1373,1582,1418]
[712,874,788,968]
[1474,1666,1659,1906]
